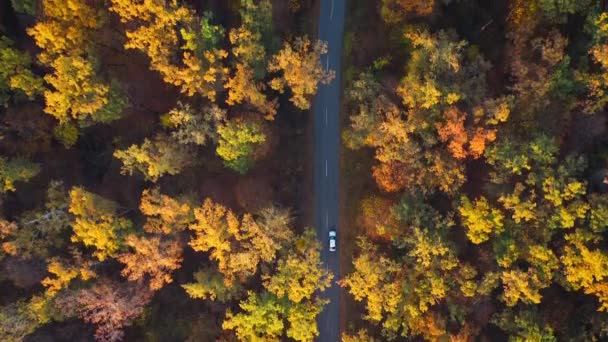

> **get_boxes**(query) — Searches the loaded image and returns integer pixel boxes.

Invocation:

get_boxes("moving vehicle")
[329,228,336,252]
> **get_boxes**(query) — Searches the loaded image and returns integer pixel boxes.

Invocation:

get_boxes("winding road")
[314,0,346,340]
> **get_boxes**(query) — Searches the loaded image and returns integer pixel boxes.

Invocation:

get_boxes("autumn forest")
[1,0,608,341]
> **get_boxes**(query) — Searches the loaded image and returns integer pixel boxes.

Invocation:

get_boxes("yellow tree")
[117,234,183,291]
[500,269,544,306]
[381,0,435,24]
[339,239,402,323]
[163,102,226,146]
[222,292,285,341]
[561,232,608,310]
[26,0,102,65]
[110,0,228,100]
[28,0,126,127]
[189,199,292,284]
[225,0,278,119]
[139,187,192,234]
[263,229,333,303]
[0,36,44,103]
[43,56,108,123]
[458,196,505,244]
[182,267,243,301]
[0,156,39,193]
[216,117,267,174]
[225,63,278,120]
[268,36,335,110]
[113,134,192,182]
[41,256,96,297]
[68,187,132,261]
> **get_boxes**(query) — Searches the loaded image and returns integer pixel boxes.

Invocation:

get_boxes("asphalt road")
[313,0,346,340]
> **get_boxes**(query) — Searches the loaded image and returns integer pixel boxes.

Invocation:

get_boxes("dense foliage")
[0,0,329,341]
[342,0,608,340]
[3,0,608,341]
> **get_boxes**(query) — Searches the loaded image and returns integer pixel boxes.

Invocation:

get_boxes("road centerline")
[314,0,345,340]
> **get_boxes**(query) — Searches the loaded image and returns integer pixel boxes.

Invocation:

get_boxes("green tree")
[10,0,36,15]
[114,134,192,182]
[586,13,608,113]
[538,0,594,23]
[342,72,387,149]
[182,267,242,301]
[53,122,79,148]
[493,308,556,342]
[216,117,266,174]
[397,29,489,111]
[0,156,39,193]
[230,0,275,76]
[0,36,43,104]
[0,300,42,342]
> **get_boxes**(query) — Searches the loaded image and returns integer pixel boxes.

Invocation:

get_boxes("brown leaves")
[56,280,152,342]
[372,161,411,193]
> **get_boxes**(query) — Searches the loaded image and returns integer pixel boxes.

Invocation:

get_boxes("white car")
[329,228,336,252]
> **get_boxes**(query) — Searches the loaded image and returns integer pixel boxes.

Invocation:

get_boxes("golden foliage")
[268,36,335,110]
[501,269,544,306]
[110,0,228,100]
[27,0,102,65]
[69,187,132,261]
[189,199,292,284]
[42,257,96,297]
[140,188,192,234]
[118,235,183,291]
[43,56,109,122]
[225,63,278,120]
[458,196,504,244]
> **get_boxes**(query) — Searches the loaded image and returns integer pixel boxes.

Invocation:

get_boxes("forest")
[2,0,608,341]
[0,0,333,341]
[341,0,608,340]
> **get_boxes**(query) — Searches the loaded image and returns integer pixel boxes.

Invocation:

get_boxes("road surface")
[314,0,346,340]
